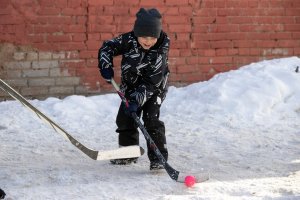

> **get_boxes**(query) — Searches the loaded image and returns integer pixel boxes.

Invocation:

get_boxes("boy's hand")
[101,67,114,83]
[128,102,138,113]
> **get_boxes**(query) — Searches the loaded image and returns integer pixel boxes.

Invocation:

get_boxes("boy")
[98,8,170,170]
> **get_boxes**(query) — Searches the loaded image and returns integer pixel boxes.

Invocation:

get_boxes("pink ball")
[184,175,196,187]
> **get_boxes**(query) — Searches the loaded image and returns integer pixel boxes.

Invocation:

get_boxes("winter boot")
[150,161,164,170]
[0,188,5,199]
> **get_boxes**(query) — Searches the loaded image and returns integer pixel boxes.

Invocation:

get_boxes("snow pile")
[0,57,300,199]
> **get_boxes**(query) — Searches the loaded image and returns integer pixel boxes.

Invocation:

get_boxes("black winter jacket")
[98,31,170,106]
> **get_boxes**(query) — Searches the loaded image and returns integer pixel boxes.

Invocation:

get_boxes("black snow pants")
[116,93,168,163]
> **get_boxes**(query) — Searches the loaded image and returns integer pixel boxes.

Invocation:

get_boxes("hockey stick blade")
[0,79,144,160]
[111,79,209,183]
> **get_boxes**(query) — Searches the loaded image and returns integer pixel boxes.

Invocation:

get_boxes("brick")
[178,7,193,15]
[37,16,73,24]
[13,52,26,61]
[193,17,216,24]
[39,52,52,60]
[49,86,74,94]
[233,56,260,65]
[248,0,259,8]
[103,6,129,15]
[217,9,241,16]
[294,48,300,55]
[65,51,80,59]
[62,7,87,16]
[196,8,217,17]
[191,41,210,49]
[216,24,239,32]
[34,25,62,34]
[79,50,97,59]
[117,0,139,5]
[170,57,186,66]
[292,33,300,39]
[5,70,22,78]
[177,64,198,73]
[193,25,210,33]
[169,24,192,33]
[216,49,228,56]
[229,16,253,24]
[259,40,277,48]
[271,48,291,56]
[88,33,100,40]
[67,0,81,8]
[250,48,261,56]
[90,15,114,24]
[210,56,232,64]
[273,17,295,24]
[52,52,65,59]
[285,9,300,16]
[0,15,23,24]
[270,33,292,40]
[268,0,283,7]
[77,16,87,25]
[28,35,44,43]
[39,0,55,7]
[60,60,85,68]
[277,40,300,48]
[55,77,80,85]
[211,41,232,48]
[184,73,206,83]
[233,40,257,48]
[285,24,300,32]
[89,24,116,33]
[166,0,189,5]
[157,7,179,15]
[59,42,86,51]
[180,49,192,56]
[88,0,113,6]
[28,78,55,86]
[54,0,68,8]
[21,87,49,96]
[169,49,180,57]
[140,0,164,7]
[239,48,250,55]
[203,49,215,56]
[51,67,72,76]
[47,34,72,42]
[22,69,49,77]
[186,57,198,65]
[38,8,61,15]
[3,79,28,87]
[26,52,38,60]
[32,60,59,69]
[3,61,31,69]
[86,58,97,67]
[63,25,86,33]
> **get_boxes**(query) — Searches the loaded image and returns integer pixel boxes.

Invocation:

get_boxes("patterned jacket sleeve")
[98,35,125,74]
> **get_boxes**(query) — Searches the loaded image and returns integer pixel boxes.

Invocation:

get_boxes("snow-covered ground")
[0,57,300,200]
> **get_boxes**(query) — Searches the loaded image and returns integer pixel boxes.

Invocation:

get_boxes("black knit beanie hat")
[133,8,162,38]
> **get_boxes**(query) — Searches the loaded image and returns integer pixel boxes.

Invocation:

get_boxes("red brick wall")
[0,0,300,99]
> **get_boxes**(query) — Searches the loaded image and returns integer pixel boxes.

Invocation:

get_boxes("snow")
[1,57,300,200]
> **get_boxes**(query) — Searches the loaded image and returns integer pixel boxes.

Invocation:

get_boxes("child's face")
[137,37,158,50]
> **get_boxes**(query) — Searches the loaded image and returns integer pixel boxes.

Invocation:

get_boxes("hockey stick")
[111,79,209,183]
[0,79,144,160]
